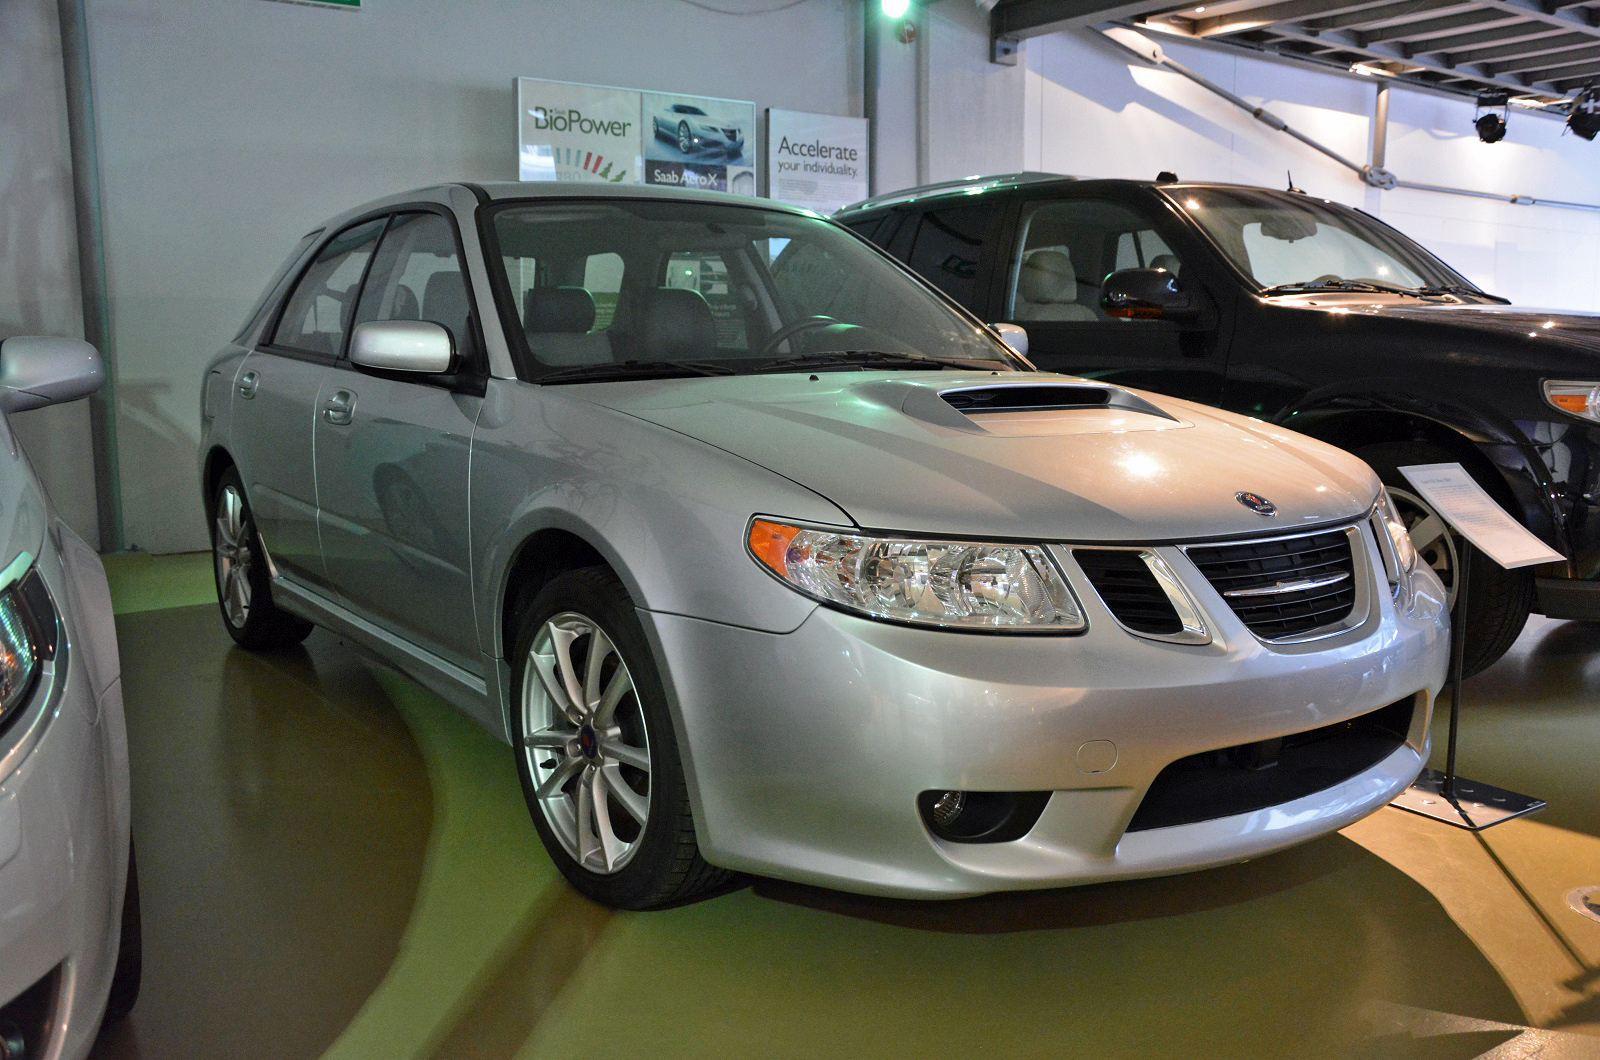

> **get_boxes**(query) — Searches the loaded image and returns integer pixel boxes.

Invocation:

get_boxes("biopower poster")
[765,109,869,215]
[516,77,755,192]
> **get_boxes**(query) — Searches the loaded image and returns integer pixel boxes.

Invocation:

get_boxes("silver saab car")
[199,183,1448,910]
[0,337,138,1056]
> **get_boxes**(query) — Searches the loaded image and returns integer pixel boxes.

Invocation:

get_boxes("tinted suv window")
[273,219,385,356]
[1007,200,1182,323]
[354,212,477,365]
[905,204,994,305]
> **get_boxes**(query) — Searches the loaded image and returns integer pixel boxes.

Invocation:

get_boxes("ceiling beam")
[1360,10,1529,45]
[993,0,1171,39]
[1492,45,1600,72]
[1191,0,1401,37]
[1264,20,1565,92]
[1441,28,1589,63]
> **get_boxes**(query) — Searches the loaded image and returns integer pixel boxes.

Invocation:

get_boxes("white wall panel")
[83,0,860,552]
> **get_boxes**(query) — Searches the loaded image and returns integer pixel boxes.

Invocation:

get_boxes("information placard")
[765,108,869,215]
[515,77,755,193]
[1397,463,1564,569]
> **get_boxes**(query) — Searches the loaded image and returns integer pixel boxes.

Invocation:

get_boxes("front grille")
[1074,550,1182,635]
[1126,697,1415,832]
[1187,529,1355,639]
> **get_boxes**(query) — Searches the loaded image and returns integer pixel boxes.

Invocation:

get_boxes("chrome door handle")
[237,370,259,399]
[323,390,355,425]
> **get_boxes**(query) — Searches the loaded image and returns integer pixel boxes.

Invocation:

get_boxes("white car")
[651,103,744,157]
[0,337,137,1057]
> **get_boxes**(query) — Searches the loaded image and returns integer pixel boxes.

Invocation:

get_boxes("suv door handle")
[237,370,259,399]
[323,389,356,425]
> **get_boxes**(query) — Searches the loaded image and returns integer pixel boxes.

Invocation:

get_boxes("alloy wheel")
[521,612,651,874]
[1389,485,1458,607]
[214,485,254,628]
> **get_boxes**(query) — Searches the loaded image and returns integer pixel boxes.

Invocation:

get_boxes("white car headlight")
[1543,380,1600,423]
[1373,488,1418,593]
[0,561,56,727]
[748,519,1085,631]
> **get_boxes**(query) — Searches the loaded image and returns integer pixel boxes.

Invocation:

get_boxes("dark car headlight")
[0,560,58,728]
[748,518,1086,631]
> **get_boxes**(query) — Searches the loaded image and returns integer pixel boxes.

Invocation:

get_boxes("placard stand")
[1387,464,1554,832]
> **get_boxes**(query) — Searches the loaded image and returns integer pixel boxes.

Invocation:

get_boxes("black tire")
[104,843,141,1023]
[210,468,313,649]
[1356,441,1534,676]
[509,566,729,910]
[677,121,693,155]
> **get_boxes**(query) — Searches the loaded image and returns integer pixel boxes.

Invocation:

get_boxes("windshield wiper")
[537,359,736,384]
[752,350,967,374]
[1413,283,1508,303]
[1260,279,1424,297]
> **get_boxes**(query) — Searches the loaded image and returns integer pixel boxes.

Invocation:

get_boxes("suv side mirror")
[0,336,104,413]
[990,322,1029,358]
[350,320,456,374]
[1101,268,1199,323]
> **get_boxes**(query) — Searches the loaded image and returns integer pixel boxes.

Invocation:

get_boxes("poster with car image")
[641,91,756,195]
[765,109,869,215]
[517,78,643,184]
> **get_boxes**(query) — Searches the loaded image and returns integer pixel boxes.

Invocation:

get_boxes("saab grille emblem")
[1236,491,1277,516]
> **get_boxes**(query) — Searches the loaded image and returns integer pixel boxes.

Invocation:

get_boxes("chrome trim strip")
[1223,571,1350,599]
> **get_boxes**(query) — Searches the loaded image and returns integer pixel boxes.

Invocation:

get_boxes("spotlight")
[881,0,909,16]
[1474,91,1509,143]
[1568,85,1600,141]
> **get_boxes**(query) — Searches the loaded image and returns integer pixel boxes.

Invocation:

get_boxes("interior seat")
[1016,249,1094,322]
[1150,253,1183,278]
[422,271,472,359]
[524,287,612,366]
[636,287,718,362]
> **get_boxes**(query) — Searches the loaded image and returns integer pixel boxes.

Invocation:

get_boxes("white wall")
[1023,28,1600,310]
[82,0,863,552]
[0,0,100,546]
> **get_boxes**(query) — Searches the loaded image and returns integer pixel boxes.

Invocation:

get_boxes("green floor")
[93,555,1600,1059]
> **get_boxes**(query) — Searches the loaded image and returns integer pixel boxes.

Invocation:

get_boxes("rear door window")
[904,204,996,305]
[272,219,385,357]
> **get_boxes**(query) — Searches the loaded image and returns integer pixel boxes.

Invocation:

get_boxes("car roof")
[834,172,1317,216]
[307,180,825,233]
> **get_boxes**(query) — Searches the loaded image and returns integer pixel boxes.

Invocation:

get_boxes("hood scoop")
[845,379,1190,438]
[940,383,1175,420]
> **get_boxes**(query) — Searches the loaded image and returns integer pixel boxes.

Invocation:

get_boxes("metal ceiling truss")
[991,0,1600,105]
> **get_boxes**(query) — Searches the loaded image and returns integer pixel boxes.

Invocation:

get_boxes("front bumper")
[0,528,130,1060]
[645,538,1448,899]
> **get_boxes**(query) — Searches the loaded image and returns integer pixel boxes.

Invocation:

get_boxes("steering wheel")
[758,315,840,357]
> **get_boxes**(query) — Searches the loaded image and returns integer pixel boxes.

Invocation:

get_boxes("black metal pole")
[1443,538,1472,796]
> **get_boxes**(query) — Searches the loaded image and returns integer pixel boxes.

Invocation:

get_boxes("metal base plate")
[1390,769,1546,830]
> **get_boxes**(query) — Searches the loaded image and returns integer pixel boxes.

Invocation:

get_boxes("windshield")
[1171,188,1481,295]
[487,199,1021,379]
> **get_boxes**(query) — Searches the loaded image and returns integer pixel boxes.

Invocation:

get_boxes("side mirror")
[991,322,1029,358]
[350,320,455,374]
[0,336,104,413]
[1101,268,1199,322]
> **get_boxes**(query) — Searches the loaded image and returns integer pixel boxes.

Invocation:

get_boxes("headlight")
[1544,381,1600,423]
[748,519,1085,631]
[1373,489,1418,593]
[0,561,57,728]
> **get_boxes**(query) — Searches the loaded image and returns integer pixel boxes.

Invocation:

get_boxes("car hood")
[1282,299,1600,370]
[580,371,1379,542]
[0,420,50,577]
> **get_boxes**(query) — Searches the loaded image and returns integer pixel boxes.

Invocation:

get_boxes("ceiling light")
[1474,91,1509,143]
[1568,85,1600,141]
[882,0,909,17]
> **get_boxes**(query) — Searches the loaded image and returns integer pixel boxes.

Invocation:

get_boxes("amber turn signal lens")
[1550,393,1589,414]
[748,519,802,577]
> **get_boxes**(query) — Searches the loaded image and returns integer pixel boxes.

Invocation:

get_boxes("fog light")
[931,790,965,827]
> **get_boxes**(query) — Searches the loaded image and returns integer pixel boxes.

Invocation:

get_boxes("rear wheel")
[1356,441,1533,676]
[510,567,728,909]
[211,468,313,649]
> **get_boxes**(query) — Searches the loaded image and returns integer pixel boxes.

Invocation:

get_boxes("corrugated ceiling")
[993,0,1599,110]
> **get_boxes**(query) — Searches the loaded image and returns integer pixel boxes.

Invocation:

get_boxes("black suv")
[837,172,1600,674]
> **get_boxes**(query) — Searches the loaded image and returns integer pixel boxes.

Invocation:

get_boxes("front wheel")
[1356,441,1533,676]
[677,121,693,155]
[510,567,729,909]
